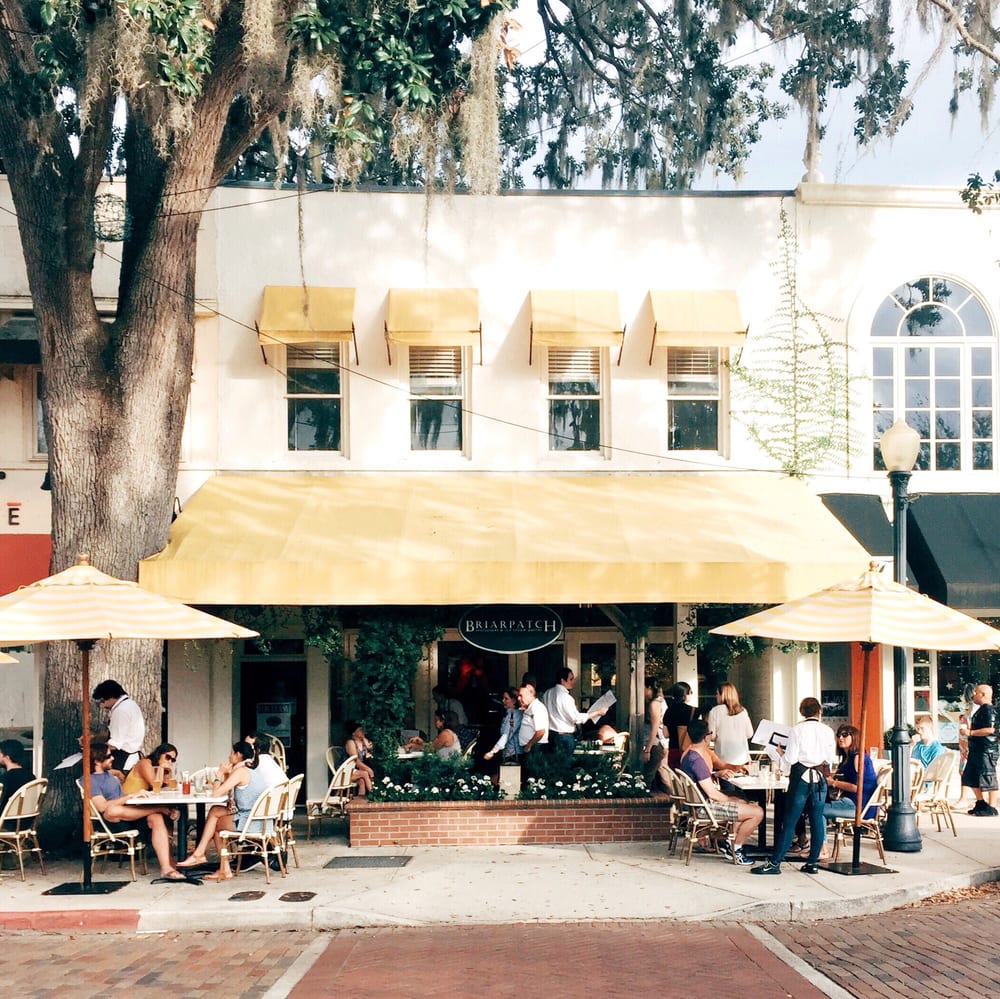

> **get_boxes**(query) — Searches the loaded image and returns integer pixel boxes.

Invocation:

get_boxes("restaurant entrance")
[240,657,307,785]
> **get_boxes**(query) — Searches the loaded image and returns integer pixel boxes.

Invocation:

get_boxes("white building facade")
[2,181,998,796]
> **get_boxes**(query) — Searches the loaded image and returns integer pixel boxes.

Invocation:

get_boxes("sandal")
[203,870,234,881]
[176,854,208,868]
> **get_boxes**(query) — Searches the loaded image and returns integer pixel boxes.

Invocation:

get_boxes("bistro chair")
[76,779,147,881]
[673,768,734,866]
[829,765,893,864]
[913,750,959,836]
[909,759,926,802]
[219,781,288,884]
[279,772,305,868]
[656,764,686,856]
[460,738,478,761]
[0,778,48,880]
[260,733,288,773]
[305,754,357,840]
[611,732,630,773]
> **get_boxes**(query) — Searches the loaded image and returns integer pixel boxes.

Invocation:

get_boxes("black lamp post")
[879,418,923,853]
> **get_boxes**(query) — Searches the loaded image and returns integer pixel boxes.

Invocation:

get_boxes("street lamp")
[879,418,922,853]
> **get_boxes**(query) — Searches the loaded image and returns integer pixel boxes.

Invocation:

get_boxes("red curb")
[0,909,140,931]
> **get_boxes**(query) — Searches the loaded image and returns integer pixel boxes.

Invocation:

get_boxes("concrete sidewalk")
[1,808,997,933]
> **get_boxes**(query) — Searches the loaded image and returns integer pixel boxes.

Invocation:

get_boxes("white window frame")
[546,346,608,456]
[408,345,468,454]
[665,346,728,454]
[284,342,345,454]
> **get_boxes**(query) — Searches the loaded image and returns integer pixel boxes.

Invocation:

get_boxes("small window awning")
[139,473,869,607]
[0,317,41,365]
[648,290,747,363]
[820,494,893,558]
[908,493,1000,609]
[257,286,358,362]
[385,289,481,362]
[529,290,624,364]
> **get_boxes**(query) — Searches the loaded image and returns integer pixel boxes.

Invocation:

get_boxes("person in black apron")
[751,697,836,875]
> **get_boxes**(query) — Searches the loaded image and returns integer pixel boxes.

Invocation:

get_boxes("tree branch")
[925,0,1000,65]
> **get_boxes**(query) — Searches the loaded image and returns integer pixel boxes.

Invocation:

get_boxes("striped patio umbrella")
[711,562,1000,651]
[0,554,256,892]
[711,562,1000,872]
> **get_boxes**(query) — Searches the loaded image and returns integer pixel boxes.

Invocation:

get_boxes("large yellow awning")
[530,290,624,362]
[257,286,356,346]
[648,290,747,362]
[139,473,869,607]
[385,288,481,352]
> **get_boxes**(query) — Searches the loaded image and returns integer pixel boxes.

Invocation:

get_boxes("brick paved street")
[3,886,999,999]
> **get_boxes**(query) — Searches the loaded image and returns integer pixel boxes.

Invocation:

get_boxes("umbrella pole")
[851,642,871,872]
[80,640,94,890]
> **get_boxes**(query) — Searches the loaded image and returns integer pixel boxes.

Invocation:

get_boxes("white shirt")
[543,684,589,735]
[255,752,286,787]
[518,699,549,748]
[781,716,836,781]
[706,704,754,764]
[108,696,145,761]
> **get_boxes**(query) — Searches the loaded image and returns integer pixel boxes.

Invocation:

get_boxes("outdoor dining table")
[125,790,228,862]
[724,773,789,853]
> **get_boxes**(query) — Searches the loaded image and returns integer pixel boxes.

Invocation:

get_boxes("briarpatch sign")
[458,605,564,654]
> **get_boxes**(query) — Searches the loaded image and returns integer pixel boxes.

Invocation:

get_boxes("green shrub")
[517,753,650,800]
[369,755,501,802]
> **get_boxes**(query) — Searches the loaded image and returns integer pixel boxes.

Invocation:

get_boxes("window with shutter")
[666,347,720,451]
[285,344,343,452]
[548,347,601,451]
[410,346,463,451]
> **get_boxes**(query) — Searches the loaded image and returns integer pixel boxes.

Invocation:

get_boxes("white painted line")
[260,935,329,999]
[744,923,855,999]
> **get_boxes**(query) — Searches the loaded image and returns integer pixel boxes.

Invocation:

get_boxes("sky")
[507,4,999,192]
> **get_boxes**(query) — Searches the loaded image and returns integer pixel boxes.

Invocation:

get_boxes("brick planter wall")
[347,797,670,847]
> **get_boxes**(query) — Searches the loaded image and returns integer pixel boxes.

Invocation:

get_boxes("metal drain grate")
[228,891,266,901]
[279,891,317,902]
[325,855,412,869]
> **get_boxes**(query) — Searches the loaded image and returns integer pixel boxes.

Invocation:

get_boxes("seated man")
[87,742,187,881]
[911,714,945,769]
[0,739,37,827]
[678,718,763,866]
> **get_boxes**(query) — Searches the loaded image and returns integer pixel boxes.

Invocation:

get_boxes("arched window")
[871,276,995,471]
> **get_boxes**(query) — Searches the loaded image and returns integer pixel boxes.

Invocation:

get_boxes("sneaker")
[717,839,734,859]
[972,805,999,816]
[800,863,820,874]
[750,860,781,876]
[970,801,992,815]
[733,848,754,866]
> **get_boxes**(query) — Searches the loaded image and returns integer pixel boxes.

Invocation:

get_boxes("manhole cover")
[229,891,266,901]
[325,855,412,869]
[279,891,317,902]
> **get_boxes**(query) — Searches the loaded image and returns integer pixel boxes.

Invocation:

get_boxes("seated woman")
[430,709,462,760]
[819,724,878,860]
[177,741,269,880]
[121,743,178,795]
[345,722,376,796]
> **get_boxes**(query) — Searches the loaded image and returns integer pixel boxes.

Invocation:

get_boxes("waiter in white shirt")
[751,696,836,876]
[92,679,145,772]
[543,668,603,756]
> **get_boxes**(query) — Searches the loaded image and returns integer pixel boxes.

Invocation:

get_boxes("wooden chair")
[0,778,47,880]
[460,738,478,761]
[656,764,686,856]
[306,754,357,839]
[913,750,959,836]
[830,765,893,864]
[909,759,925,802]
[259,733,288,773]
[219,781,288,884]
[611,732,630,773]
[76,779,147,881]
[673,768,734,866]
[279,773,305,868]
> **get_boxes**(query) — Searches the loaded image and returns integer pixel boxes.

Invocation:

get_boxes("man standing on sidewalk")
[960,684,999,816]
[517,682,549,775]
[751,697,836,876]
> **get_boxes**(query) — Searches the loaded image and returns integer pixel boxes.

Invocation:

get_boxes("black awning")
[820,493,892,556]
[0,317,40,364]
[908,493,1000,609]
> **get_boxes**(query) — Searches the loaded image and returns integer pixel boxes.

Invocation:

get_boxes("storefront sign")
[458,605,563,654]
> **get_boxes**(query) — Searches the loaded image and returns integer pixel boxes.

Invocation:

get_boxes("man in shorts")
[960,684,998,816]
[678,718,762,866]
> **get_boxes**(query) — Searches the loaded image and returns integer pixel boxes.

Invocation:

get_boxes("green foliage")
[729,204,864,477]
[962,171,1000,214]
[373,754,501,801]
[518,753,649,800]
[679,605,771,674]
[345,614,444,764]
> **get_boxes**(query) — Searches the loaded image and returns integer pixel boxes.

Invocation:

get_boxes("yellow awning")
[257,286,355,346]
[648,290,747,360]
[139,473,870,607]
[530,290,624,359]
[385,289,480,347]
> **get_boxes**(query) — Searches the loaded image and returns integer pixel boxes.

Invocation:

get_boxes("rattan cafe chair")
[0,777,48,880]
